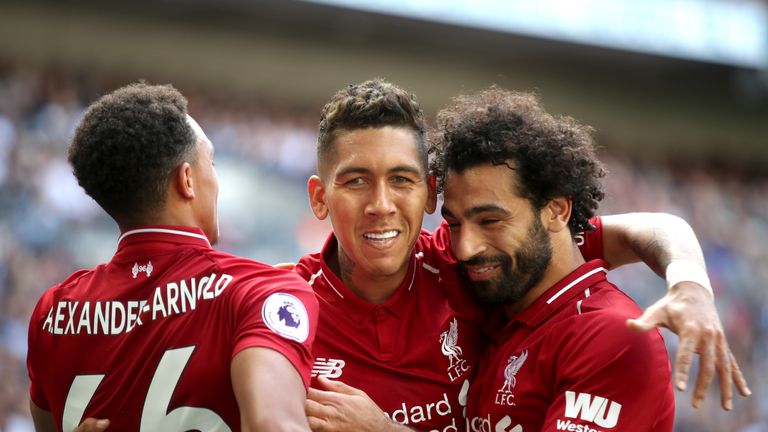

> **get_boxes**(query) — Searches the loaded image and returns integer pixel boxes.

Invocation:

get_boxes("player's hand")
[73,418,110,432]
[626,281,751,410]
[274,262,296,270]
[306,376,410,432]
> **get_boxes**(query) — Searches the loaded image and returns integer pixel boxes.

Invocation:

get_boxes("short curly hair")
[317,78,427,176]
[68,82,196,223]
[431,87,606,234]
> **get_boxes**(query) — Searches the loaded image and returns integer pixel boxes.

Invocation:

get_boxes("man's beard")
[459,216,552,305]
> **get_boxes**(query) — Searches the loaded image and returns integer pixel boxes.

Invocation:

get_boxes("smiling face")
[441,163,552,306]
[308,126,436,289]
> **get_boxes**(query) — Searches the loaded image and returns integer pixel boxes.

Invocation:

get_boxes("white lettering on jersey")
[385,393,453,426]
[555,419,605,432]
[311,358,345,378]
[563,391,621,428]
[467,414,522,432]
[458,378,470,418]
[41,272,233,336]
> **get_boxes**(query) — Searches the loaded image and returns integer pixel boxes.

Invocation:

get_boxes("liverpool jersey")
[28,226,318,432]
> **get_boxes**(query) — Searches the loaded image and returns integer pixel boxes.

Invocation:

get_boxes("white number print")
[63,375,105,431]
[63,346,231,431]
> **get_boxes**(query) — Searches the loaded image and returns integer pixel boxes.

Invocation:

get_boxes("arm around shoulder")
[601,212,751,407]
[601,212,704,272]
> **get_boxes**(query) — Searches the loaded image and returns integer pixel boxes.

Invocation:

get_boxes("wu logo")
[312,358,346,378]
[132,261,153,279]
[499,350,528,393]
[563,391,622,428]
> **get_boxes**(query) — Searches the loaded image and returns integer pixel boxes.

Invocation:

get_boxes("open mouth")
[363,230,400,242]
[464,263,501,280]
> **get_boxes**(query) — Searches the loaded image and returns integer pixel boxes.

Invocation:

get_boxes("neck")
[118,204,194,234]
[329,244,409,305]
[503,234,585,318]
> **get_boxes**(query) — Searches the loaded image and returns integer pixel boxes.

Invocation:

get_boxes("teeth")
[364,230,398,240]
[472,265,497,274]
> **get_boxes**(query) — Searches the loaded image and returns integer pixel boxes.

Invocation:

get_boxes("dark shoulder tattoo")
[630,227,672,267]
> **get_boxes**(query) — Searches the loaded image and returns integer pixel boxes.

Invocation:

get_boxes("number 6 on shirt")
[62,346,230,432]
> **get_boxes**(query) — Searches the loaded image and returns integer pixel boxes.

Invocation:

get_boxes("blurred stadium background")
[0,0,766,430]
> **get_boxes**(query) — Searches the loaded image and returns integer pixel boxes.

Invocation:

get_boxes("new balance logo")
[563,391,621,428]
[132,261,153,279]
[311,358,345,378]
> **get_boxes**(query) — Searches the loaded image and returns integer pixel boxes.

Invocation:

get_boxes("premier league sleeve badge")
[262,292,310,342]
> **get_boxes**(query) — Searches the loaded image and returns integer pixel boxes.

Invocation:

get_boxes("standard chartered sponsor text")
[385,392,464,432]
[556,419,604,432]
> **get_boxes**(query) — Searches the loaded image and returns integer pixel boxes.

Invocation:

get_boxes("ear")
[174,162,195,200]
[542,196,571,233]
[425,175,437,214]
[307,175,329,220]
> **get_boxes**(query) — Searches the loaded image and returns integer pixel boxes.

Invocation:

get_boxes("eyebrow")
[335,167,370,177]
[335,164,423,178]
[441,204,512,219]
[389,165,424,176]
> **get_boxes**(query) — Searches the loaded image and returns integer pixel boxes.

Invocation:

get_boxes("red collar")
[512,259,608,328]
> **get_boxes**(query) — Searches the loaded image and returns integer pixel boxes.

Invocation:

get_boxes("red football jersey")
[295,218,605,432]
[27,226,318,432]
[466,260,674,432]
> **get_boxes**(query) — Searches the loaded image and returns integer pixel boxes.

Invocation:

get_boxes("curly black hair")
[317,78,428,176]
[430,87,606,234]
[68,83,196,224]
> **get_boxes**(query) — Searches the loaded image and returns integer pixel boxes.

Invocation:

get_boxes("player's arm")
[232,347,311,432]
[30,400,56,432]
[305,377,413,432]
[600,212,750,409]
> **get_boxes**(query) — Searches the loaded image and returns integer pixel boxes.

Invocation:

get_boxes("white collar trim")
[119,228,211,247]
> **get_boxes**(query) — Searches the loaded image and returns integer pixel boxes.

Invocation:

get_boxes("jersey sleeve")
[541,306,674,431]
[228,269,319,390]
[27,292,52,410]
[577,216,604,261]
[424,222,458,266]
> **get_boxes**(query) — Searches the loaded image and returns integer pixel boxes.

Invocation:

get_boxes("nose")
[365,182,397,216]
[452,224,486,262]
